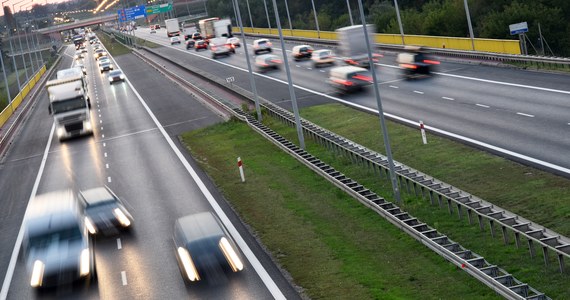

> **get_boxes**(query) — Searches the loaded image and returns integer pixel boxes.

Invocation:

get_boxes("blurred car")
[209,38,232,59]
[150,25,155,30]
[150,28,156,34]
[154,24,161,29]
[23,190,96,289]
[253,38,272,55]
[75,63,87,75]
[226,37,240,47]
[328,66,372,93]
[98,57,110,67]
[94,49,107,60]
[186,39,195,49]
[195,40,208,51]
[311,49,336,68]
[108,70,126,84]
[343,53,383,69]
[79,186,132,235]
[74,50,84,60]
[191,32,202,40]
[255,54,282,72]
[81,47,88,54]
[99,61,113,73]
[292,45,313,61]
[173,212,243,283]
[396,46,440,79]
[170,36,181,45]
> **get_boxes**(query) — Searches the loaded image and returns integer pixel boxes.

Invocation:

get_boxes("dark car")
[108,70,126,84]
[23,190,96,289]
[79,186,133,235]
[186,39,195,49]
[191,32,202,40]
[173,212,244,283]
[195,40,208,51]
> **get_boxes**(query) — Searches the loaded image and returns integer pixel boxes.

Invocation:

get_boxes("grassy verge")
[181,119,501,299]
[506,61,570,73]
[96,31,131,57]
[263,104,570,298]
[134,37,161,48]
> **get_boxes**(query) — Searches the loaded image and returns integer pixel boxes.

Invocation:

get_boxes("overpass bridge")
[38,14,118,34]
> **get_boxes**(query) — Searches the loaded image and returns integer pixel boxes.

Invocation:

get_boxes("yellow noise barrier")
[0,65,47,129]
[236,27,520,55]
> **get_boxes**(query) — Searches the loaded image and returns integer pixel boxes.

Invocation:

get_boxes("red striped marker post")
[420,121,427,145]
[237,157,245,182]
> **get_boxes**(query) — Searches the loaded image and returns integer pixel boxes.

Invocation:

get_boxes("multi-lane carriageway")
[0,26,569,299]
[135,27,570,175]
[0,43,298,299]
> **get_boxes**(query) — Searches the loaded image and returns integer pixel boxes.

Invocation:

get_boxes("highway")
[0,42,299,299]
[134,27,570,173]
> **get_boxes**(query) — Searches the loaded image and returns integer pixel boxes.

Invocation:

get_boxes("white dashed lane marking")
[107,176,112,183]
[117,238,122,249]
[476,104,490,108]
[517,112,535,118]
[413,91,424,94]
[104,152,107,158]
[442,96,454,101]
[105,163,109,169]
[389,85,398,89]
[121,271,127,285]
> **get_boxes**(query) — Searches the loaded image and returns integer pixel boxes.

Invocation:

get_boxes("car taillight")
[271,59,282,64]
[332,78,354,86]
[211,46,217,51]
[401,63,418,69]
[352,74,373,82]
[424,59,440,65]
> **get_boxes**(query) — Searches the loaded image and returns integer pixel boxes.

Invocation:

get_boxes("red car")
[195,40,208,51]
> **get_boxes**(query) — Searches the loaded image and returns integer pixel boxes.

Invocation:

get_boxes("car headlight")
[120,75,125,79]
[219,237,243,272]
[85,216,97,234]
[79,248,90,276]
[113,208,131,227]
[56,126,65,137]
[84,121,92,131]
[30,260,45,287]
[177,247,200,281]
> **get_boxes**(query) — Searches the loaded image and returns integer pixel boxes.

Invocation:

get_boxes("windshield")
[109,71,122,76]
[28,226,82,250]
[52,96,86,114]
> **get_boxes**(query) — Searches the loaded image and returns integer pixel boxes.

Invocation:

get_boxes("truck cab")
[46,76,93,141]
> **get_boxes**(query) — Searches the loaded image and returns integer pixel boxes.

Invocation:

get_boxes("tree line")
[207,0,570,57]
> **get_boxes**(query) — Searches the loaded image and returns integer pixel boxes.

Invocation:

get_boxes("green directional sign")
[146,3,172,15]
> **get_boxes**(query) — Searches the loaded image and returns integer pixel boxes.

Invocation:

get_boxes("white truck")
[165,18,180,37]
[213,19,232,38]
[336,24,377,69]
[199,18,232,41]
[46,74,93,141]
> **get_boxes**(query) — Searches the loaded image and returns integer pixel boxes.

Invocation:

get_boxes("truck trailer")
[336,24,379,68]
[165,18,181,37]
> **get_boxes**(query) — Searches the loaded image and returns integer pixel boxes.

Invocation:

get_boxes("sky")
[1,0,79,16]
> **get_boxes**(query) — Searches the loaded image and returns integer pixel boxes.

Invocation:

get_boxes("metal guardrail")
[133,45,553,299]
[239,32,570,70]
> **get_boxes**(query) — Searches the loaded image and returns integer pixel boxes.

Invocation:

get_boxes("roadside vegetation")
[181,103,570,298]
[96,30,131,57]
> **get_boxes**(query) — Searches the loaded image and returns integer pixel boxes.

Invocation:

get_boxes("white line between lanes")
[442,96,455,101]
[0,124,55,300]
[117,238,122,249]
[476,104,490,108]
[146,35,570,176]
[121,271,127,285]
[413,90,424,94]
[113,55,286,299]
[517,112,535,118]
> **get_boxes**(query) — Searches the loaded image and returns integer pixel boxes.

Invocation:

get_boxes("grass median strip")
[96,30,131,57]
[263,104,570,298]
[181,119,499,299]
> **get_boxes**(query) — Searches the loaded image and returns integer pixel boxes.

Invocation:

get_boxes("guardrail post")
[558,254,565,273]
[413,182,419,197]
[515,232,521,248]
[457,204,463,219]
[405,178,411,193]
[447,198,453,215]
[542,246,549,266]
[477,214,484,231]
[501,226,509,244]
[528,239,535,258]
[437,194,443,208]
[429,190,435,205]
[467,209,473,225]
[489,220,495,238]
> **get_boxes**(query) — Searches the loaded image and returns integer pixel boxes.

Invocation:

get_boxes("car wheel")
[268,48,272,53]
[254,50,258,55]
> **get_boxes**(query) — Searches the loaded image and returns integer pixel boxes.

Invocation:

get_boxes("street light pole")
[245,0,254,30]
[357,0,401,203]
[394,0,405,45]
[262,0,271,33]
[463,0,475,51]
[1,49,12,103]
[284,0,293,33]
[270,0,305,149]
[310,0,320,38]
[346,0,353,26]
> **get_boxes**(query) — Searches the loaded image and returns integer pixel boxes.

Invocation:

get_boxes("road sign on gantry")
[146,3,172,15]
[118,5,147,22]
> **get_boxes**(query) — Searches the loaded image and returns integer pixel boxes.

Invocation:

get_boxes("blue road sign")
[509,22,528,35]
[118,5,147,22]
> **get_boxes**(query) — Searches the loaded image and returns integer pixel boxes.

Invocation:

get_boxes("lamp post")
[3,0,22,91]
[346,0,353,26]
[463,0,475,51]
[310,0,320,38]
[284,0,292,34]
[262,0,271,33]
[13,0,30,81]
[19,3,35,74]
[394,0,405,45]
[245,0,253,30]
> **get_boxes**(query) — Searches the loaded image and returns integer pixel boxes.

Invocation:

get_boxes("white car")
[170,36,181,45]
[311,49,336,68]
[227,37,240,47]
[253,38,272,55]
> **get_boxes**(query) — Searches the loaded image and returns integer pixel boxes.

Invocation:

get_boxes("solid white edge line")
[113,55,286,299]
[0,124,55,300]
[121,271,127,285]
